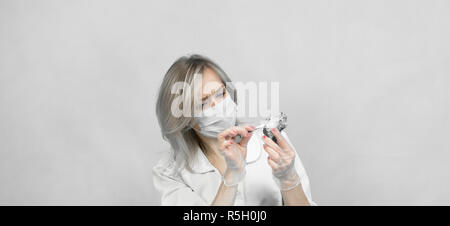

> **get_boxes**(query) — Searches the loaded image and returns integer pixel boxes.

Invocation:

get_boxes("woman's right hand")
[217,125,255,186]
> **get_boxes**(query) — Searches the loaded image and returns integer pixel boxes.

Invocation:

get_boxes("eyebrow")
[202,84,225,101]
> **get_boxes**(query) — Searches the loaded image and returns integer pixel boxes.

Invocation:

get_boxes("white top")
[152,129,316,206]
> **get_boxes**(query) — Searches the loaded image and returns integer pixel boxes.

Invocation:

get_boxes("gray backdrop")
[1,0,449,205]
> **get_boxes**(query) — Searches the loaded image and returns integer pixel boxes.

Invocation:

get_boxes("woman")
[153,54,316,206]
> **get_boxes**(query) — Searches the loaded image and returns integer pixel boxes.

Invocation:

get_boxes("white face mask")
[195,94,237,138]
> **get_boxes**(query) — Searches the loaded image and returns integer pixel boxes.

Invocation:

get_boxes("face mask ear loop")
[187,119,200,134]
[245,128,263,165]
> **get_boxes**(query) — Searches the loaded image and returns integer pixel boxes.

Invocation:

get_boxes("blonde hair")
[155,54,237,172]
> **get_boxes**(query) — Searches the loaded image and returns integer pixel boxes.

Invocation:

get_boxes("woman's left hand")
[262,128,301,191]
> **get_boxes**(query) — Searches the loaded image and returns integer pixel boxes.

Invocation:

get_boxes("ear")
[189,120,200,131]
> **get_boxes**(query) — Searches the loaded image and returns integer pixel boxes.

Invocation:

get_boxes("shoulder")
[279,130,294,146]
[152,148,181,179]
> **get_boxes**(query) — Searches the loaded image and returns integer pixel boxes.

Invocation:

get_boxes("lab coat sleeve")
[152,159,209,206]
[281,131,318,206]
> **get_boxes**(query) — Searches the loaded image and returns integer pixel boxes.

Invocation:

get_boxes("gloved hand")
[262,128,301,191]
[217,125,255,186]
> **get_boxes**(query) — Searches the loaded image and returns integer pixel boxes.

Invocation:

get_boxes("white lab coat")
[152,130,316,206]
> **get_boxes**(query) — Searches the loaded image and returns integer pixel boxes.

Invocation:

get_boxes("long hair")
[155,54,237,172]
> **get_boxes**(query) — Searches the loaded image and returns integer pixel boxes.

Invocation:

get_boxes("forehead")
[201,67,224,96]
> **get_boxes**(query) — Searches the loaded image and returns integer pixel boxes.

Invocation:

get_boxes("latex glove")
[262,128,301,191]
[218,125,255,186]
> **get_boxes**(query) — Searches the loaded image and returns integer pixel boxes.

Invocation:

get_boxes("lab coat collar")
[189,147,217,174]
